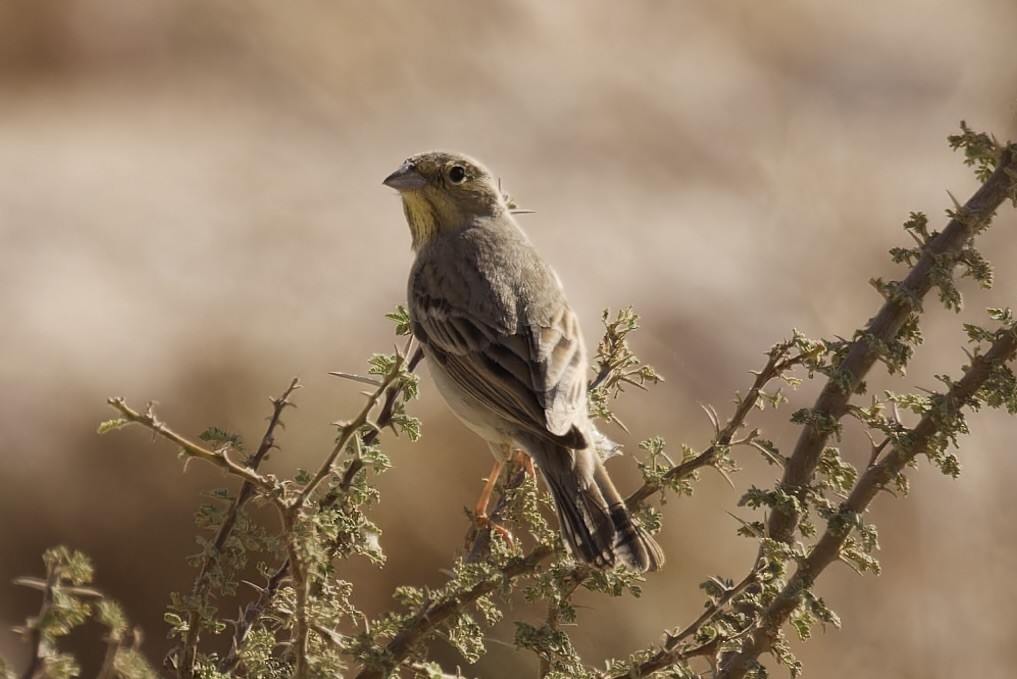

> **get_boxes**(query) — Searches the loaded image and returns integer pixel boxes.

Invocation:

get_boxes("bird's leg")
[468,446,518,549]
[474,458,504,525]
[512,449,536,482]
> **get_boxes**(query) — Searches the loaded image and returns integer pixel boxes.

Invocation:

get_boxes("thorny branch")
[719,324,1017,679]
[175,378,301,678]
[17,570,58,679]
[104,342,423,677]
[295,340,418,507]
[767,144,1017,548]
[607,565,764,679]
[627,339,806,508]
[354,547,555,679]
[106,398,281,495]
[713,140,1017,676]
[219,345,424,675]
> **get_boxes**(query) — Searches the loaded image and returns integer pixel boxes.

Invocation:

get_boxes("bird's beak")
[382,162,427,192]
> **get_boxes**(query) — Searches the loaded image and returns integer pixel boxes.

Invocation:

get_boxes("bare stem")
[19,571,57,679]
[283,510,310,679]
[106,398,279,495]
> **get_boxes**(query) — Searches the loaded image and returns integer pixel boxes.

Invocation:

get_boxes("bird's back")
[409,216,566,335]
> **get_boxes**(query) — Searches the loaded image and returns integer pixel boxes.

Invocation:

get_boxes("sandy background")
[2,1,1017,676]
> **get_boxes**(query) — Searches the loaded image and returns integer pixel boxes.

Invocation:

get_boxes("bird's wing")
[411,292,589,449]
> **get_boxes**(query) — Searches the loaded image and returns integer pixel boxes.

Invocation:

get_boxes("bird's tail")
[537,443,664,573]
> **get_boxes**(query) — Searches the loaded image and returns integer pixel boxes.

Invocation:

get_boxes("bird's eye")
[448,165,467,184]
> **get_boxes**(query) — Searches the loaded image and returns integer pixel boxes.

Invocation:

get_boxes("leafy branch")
[720,313,1017,678]
[712,133,1017,677]
[13,547,157,679]
[766,139,1017,550]
[174,378,301,677]
[6,127,1017,679]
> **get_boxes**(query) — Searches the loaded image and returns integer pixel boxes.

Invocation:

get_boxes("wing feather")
[412,291,588,449]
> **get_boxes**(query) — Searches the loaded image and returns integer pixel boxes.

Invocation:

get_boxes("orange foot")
[470,456,516,549]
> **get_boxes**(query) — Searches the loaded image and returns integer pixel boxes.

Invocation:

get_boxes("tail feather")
[537,443,665,572]
[607,501,665,573]
[542,472,615,567]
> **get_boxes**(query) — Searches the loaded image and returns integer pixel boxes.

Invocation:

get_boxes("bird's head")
[383,151,508,249]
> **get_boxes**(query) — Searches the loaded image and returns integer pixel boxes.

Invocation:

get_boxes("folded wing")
[411,292,589,449]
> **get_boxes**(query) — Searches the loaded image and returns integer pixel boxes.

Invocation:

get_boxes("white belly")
[426,356,519,452]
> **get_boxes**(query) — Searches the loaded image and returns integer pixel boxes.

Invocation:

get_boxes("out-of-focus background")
[2,1,1016,676]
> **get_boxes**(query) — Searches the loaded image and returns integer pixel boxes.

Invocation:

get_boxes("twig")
[18,570,57,679]
[295,340,416,507]
[97,621,139,679]
[538,570,584,678]
[283,510,311,679]
[106,399,279,494]
[354,546,555,679]
[176,378,300,678]
[627,340,802,508]
[218,560,289,674]
[96,632,120,679]
[276,343,418,677]
[605,564,762,679]
[365,346,425,449]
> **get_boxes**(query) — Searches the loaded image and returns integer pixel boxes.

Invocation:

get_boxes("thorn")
[946,189,964,213]
[837,553,865,576]
[328,371,384,387]
[699,403,720,432]
[890,401,903,425]
[713,465,737,490]
[725,511,763,538]
[749,440,785,467]
[11,576,48,591]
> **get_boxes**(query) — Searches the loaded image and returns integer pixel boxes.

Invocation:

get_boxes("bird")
[382,151,664,572]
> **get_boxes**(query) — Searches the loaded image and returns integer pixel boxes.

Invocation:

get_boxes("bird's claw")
[473,513,516,549]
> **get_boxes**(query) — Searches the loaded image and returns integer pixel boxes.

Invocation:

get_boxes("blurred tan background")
[3,1,1017,676]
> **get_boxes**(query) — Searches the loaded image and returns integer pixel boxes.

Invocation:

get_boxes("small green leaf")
[97,418,129,434]
[385,305,413,336]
